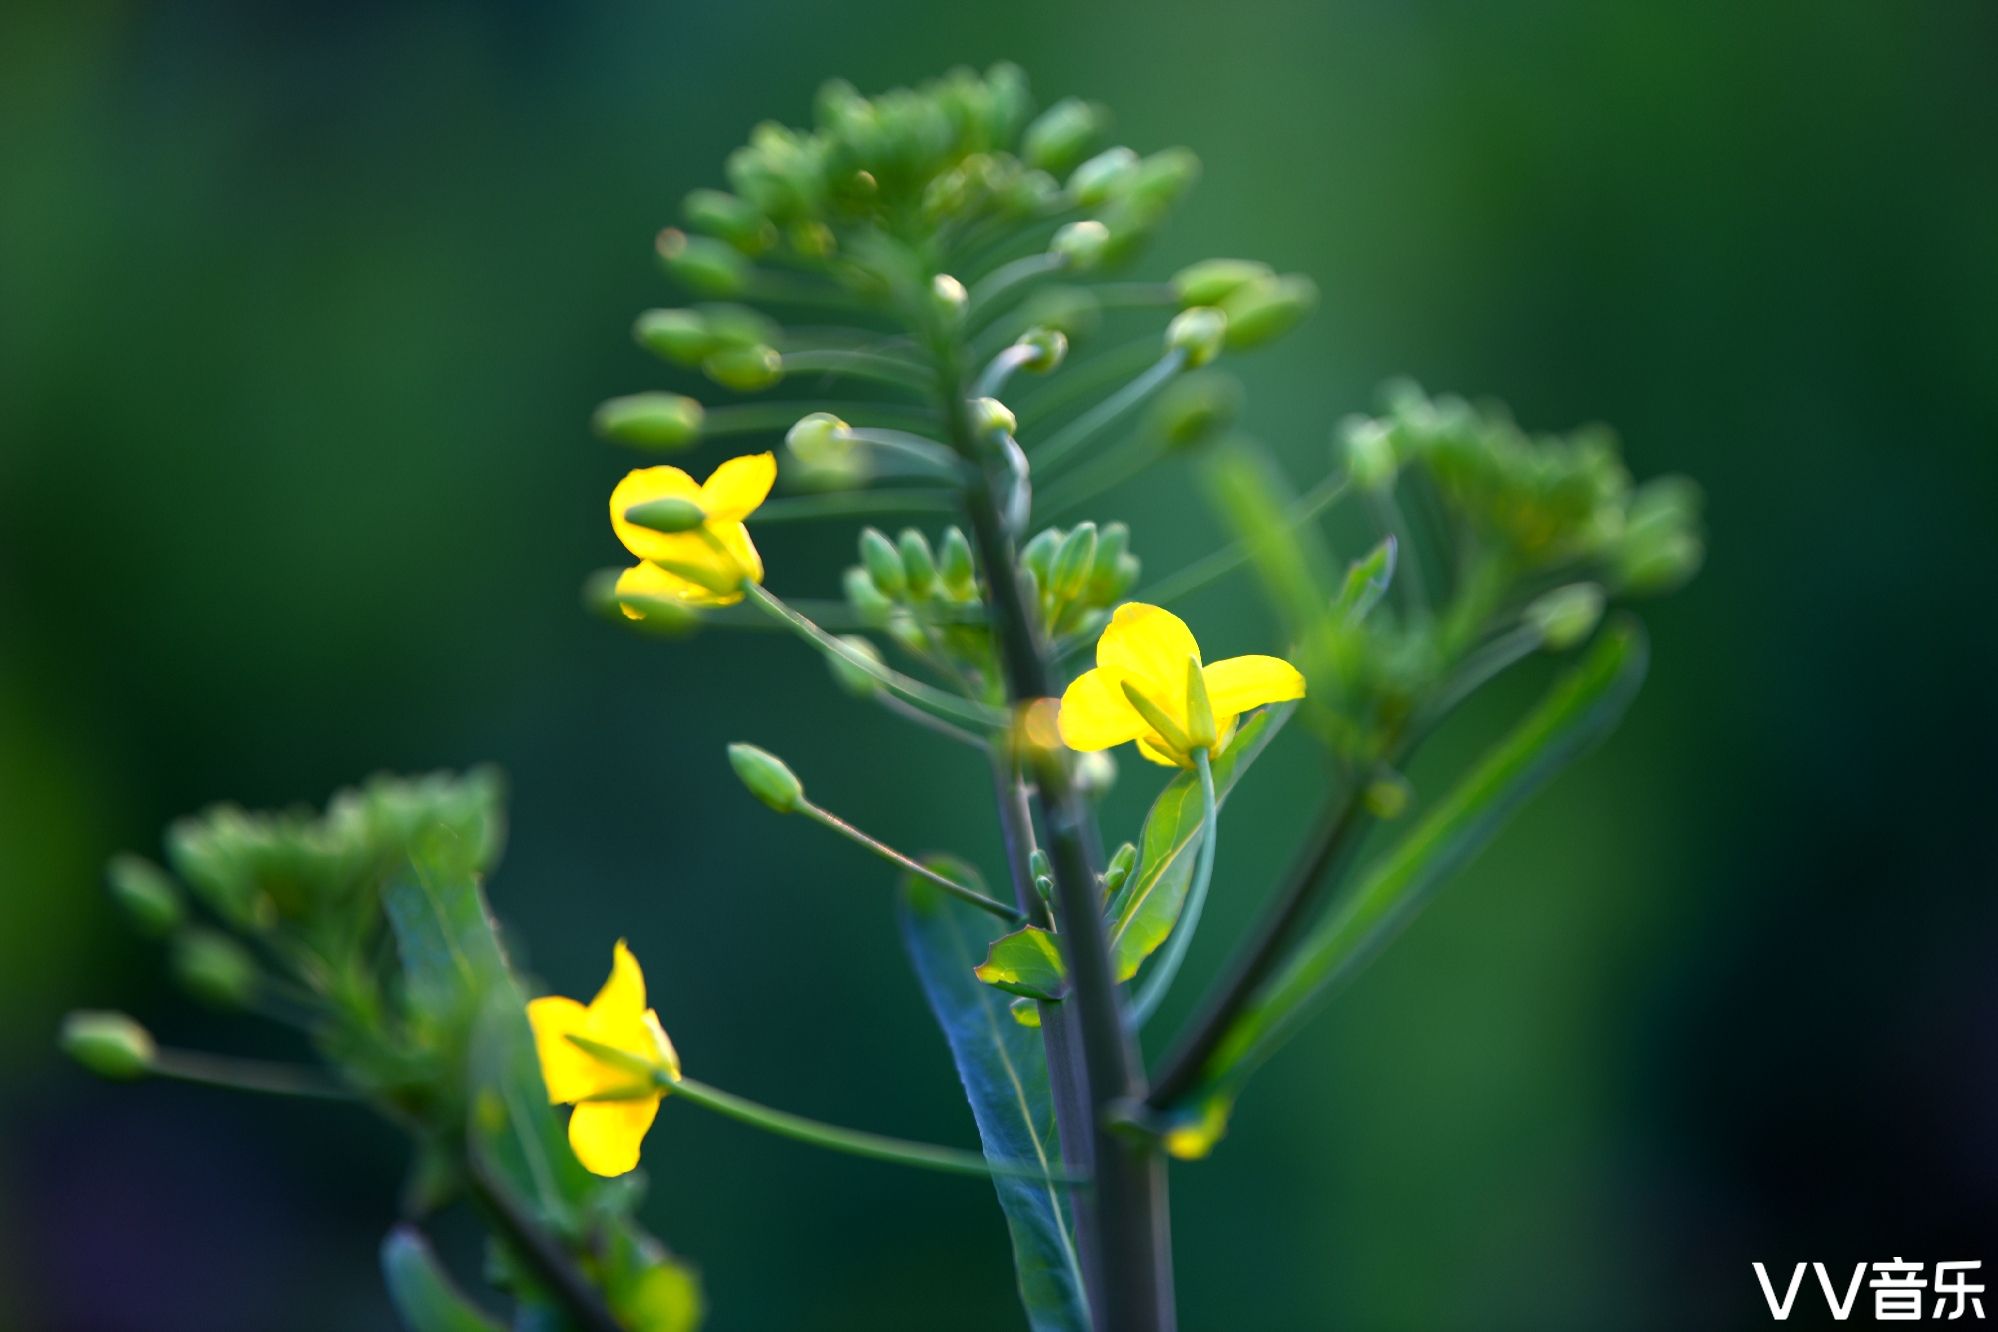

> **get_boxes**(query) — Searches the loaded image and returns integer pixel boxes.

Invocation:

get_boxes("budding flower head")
[785,411,852,468]
[173,928,261,1009]
[1068,146,1138,206]
[656,228,751,296]
[1051,220,1111,271]
[1525,583,1607,650]
[1340,417,1398,491]
[61,1010,155,1081]
[107,853,183,935]
[1017,327,1068,373]
[930,273,968,325]
[1022,97,1107,174]
[969,396,1017,437]
[1173,258,1273,308]
[728,743,804,813]
[593,393,705,453]
[702,344,783,392]
[1166,307,1228,368]
[1220,273,1318,349]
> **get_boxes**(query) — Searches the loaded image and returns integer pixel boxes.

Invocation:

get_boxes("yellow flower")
[609,452,776,614]
[526,940,682,1177]
[1058,603,1305,767]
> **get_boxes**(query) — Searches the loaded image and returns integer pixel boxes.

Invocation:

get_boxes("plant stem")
[149,1049,354,1100]
[1129,750,1218,1026]
[464,1159,626,1332]
[1032,351,1187,471]
[754,489,959,523]
[797,798,1024,922]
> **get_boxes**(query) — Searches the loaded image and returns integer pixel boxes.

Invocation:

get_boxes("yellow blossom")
[526,940,681,1177]
[1058,603,1305,767]
[609,452,776,614]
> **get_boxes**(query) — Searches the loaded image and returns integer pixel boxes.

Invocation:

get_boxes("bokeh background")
[4,2,1994,1328]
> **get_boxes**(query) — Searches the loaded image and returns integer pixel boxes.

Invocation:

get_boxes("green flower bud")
[701,303,781,349]
[632,309,714,366]
[789,219,836,259]
[1618,529,1704,595]
[885,611,928,657]
[1101,841,1138,899]
[859,527,907,597]
[1525,583,1607,651]
[898,529,938,595]
[173,929,261,1009]
[1127,147,1200,212]
[1087,522,1132,601]
[1166,307,1228,368]
[1362,771,1413,820]
[1108,552,1142,600]
[938,527,977,598]
[107,853,183,935]
[1220,273,1318,349]
[1172,258,1274,308]
[593,393,705,452]
[702,344,783,392]
[930,273,968,325]
[1152,370,1243,451]
[828,635,885,697]
[623,496,708,534]
[785,411,851,467]
[656,228,751,296]
[60,1011,154,1081]
[1051,220,1111,272]
[1342,417,1398,490]
[682,188,774,253]
[843,565,894,626]
[1068,146,1139,206]
[1020,527,1061,588]
[1017,327,1068,373]
[1051,522,1099,601]
[1022,97,1106,175]
[1028,849,1051,881]
[969,396,1017,436]
[728,743,804,813]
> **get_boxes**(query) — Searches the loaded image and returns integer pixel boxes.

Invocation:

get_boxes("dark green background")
[4,2,1994,1328]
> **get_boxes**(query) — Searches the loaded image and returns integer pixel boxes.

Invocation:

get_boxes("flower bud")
[1166,307,1228,368]
[593,393,705,452]
[1524,583,1607,650]
[1362,771,1413,820]
[656,228,751,296]
[1172,258,1274,308]
[1127,147,1200,212]
[1051,522,1099,601]
[727,743,804,813]
[1017,327,1068,373]
[789,219,836,258]
[859,527,907,597]
[969,396,1017,437]
[61,1011,154,1081]
[930,274,968,326]
[1184,658,1218,750]
[1022,97,1106,175]
[1101,841,1138,901]
[701,303,781,350]
[1020,528,1061,589]
[827,635,885,697]
[843,565,894,626]
[785,411,851,467]
[898,529,938,596]
[623,496,708,534]
[1028,848,1051,881]
[938,527,977,598]
[173,929,261,1009]
[702,344,783,392]
[1152,370,1243,452]
[1087,523,1133,601]
[632,309,714,366]
[107,853,183,935]
[1220,274,1318,349]
[1342,417,1398,490]
[682,188,774,253]
[885,611,928,657]
[1051,220,1111,272]
[1067,146,1139,206]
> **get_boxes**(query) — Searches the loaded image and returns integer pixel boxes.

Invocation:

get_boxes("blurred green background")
[4,2,1994,1329]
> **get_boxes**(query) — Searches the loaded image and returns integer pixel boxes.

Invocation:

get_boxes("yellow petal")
[1202,655,1307,717]
[610,467,702,562]
[567,1094,661,1176]
[1135,734,1186,767]
[526,996,594,1105]
[707,519,764,587]
[699,452,776,522]
[1097,603,1202,705]
[1057,668,1149,751]
[643,1009,682,1083]
[593,939,646,1014]
[615,561,711,619]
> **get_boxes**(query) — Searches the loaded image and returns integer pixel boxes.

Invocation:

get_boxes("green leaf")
[898,858,1089,1332]
[1108,703,1295,981]
[1199,618,1649,1101]
[1332,536,1397,622]
[974,926,1067,1001]
[381,1225,506,1332]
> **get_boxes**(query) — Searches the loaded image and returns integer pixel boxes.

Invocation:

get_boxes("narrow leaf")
[381,1225,506,1332]
[975,926,1068,1002]
[1200,619,1650,1100]
[1333,535,1397,622]
[1108,702,1294,981]
[898,858,1089,1332]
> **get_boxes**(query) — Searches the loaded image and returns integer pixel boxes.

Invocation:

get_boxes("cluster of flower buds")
[1018,520,1140,640]
[842,524,995,680]
[1169,259,1319,355]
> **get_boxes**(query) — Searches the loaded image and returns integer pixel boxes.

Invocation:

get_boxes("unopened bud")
[1022,97,1106,175]
[938,527,977,598]
[61,1011,154,1081]
[1051,220,1111,272]
[173,929,260,1009]
[785,411,851,467]
[859,527,906,597]
[633,309,714,366]
[1086,523,1133,601]
[930,274,968,325]
[1127,147,1200,212]
[1068,146,1138,206]
[1172,258,1273,308]
[623,496,708,534]
[727,743,804,813]
[1341,417,1397,490]
[1362,771,1413,820]
[1153,370,1243,452]
[969,396,1017,437]
[827,635,885,697]
[1017,327,1068,373]
[1020,528,1061,588]
[898,529,938,596]
[1220,274,1317,349]
[593,393,705,452]
[1166,307,1228,368]
[656,228,751,296]
[682,188,773,253]
[1525,583,1607,650]
[107,854,183,935]
[702,344,783,392]
[843,565,894,625]
[1051,522,1099,601]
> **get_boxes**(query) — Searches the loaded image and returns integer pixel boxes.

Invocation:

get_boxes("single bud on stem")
[61,1010,155,1080]
[1172,258,1273,308]
[656,227,751,296]
[898,529,938,596]
[1166,307,1228,368]
[728,743,805,813]
[1017,327,1068,373]
[930,273,968,326]
[1220,273,1318,349]
[633,308,715,366]
[969,396,1018,437]
[785,411,852,467]
[1525,583,1607,650]
[1068,146,1138,206]
[593,393,705,452]
[1022,97,1106,174]
[624,497,708,533]
[173,929,261,1009]
[107,854,183,935]
[704,344,784,392]
[1050,220,1110,272]
[1051,522,1099,601]
[937,527,977,598]
[859,527,907,597]
[1342,417,1398,491]
[827,635,886,696]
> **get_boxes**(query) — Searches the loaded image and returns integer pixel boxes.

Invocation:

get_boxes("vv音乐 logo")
[1755,1260,1986,1322]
